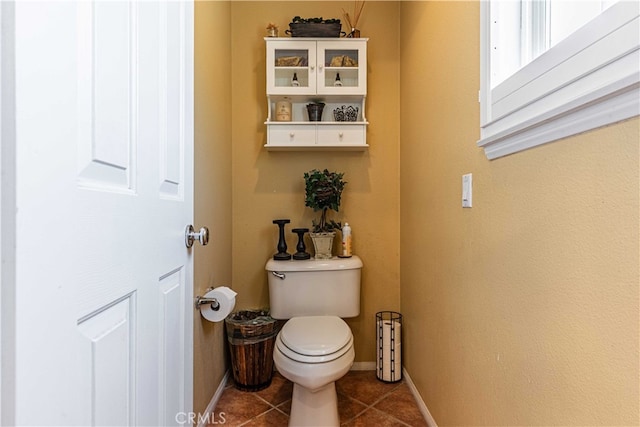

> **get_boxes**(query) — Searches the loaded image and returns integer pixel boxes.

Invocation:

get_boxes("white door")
[8,1,195,425]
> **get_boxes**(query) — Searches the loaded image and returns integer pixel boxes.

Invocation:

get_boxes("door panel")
[159,2,185,199]
[78,295,135,427]
[159,267,186,426]
[77,1,136,192]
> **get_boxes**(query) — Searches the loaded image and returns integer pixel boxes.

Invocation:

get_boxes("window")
[479,0,640,160]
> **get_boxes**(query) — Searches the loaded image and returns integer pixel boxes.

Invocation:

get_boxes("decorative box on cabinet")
[264,38,368,151]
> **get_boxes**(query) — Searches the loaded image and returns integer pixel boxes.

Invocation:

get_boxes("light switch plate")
[462,173,472,208]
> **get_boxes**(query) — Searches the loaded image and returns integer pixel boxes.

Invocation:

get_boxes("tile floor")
[211,370,428,426]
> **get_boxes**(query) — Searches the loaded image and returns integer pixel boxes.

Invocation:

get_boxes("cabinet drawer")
[317,125,365,145]
[268,125,316,146]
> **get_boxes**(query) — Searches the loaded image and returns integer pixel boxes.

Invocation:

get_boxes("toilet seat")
[277,316,353,364]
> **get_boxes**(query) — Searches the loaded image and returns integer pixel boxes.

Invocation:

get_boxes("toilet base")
[289,381,339,427]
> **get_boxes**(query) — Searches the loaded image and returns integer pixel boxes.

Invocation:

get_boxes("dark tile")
[256,372,294,406]
[214,369,426,427]
[342,407,408,427]
[374,383,428,426]
[213,387,271,427]
[337,393,367,424]
[276,399,291,415]
[336,371,402,405]
[241,408,289,427]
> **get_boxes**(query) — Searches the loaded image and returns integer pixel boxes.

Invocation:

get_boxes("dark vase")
[306,103,325,121]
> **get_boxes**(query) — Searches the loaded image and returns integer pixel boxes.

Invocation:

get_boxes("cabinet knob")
[338,132,344,138]
[310,65,315,71]
[289,132,295,138]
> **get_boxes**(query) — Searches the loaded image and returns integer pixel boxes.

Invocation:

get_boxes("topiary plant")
[303,169,347,233]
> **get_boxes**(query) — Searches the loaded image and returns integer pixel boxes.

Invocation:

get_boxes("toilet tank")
[265,256,363,319]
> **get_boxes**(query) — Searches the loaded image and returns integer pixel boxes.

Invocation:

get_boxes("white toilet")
[266,256,363,427]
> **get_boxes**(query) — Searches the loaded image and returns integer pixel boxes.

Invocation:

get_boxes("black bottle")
[334,72,342,87]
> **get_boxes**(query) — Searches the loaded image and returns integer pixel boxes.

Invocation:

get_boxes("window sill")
[479,1,639,160]
[478,74,639,159]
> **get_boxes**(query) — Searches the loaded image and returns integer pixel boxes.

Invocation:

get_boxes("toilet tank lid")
[265,256,362,272]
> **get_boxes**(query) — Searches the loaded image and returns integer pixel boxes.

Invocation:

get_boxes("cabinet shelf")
[265,144,369,152]
[265,121,369,125]
[274,66,307,69]
[265,38,368,151]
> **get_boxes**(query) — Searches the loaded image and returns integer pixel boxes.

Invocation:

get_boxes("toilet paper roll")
[377,320,402,382]
[200,286,237,322]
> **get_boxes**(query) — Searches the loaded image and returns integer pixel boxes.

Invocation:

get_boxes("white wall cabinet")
[264,38,368,151]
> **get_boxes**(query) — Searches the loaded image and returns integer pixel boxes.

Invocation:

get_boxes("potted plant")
[304,169,347,259]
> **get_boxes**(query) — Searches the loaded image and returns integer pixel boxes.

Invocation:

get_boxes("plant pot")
[309,232,335,259]
[306,103,325,122]
[285,22,343,38]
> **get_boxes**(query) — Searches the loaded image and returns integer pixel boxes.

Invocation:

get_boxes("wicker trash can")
[225,310,283,391]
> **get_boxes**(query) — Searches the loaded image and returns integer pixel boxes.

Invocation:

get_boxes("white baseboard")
[351,361,376,371]
[402,367,437,427]
[197,370,230,427]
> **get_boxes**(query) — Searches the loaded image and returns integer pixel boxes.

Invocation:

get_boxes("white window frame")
[479,0,640,160]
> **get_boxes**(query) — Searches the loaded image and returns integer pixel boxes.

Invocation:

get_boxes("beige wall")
[194,2,639,423]
[194,0,232,415]
[400,1,640,426]
[230,2,401,362]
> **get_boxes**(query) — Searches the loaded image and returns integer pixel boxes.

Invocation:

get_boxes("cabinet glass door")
[266,41,316,94]
[317,41,366,95]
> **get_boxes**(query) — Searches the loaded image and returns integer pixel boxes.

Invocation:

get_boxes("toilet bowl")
[266,256,363,427]
[273,316,354,426]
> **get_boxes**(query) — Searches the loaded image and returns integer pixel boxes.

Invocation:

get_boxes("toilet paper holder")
[195,287,220,311]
